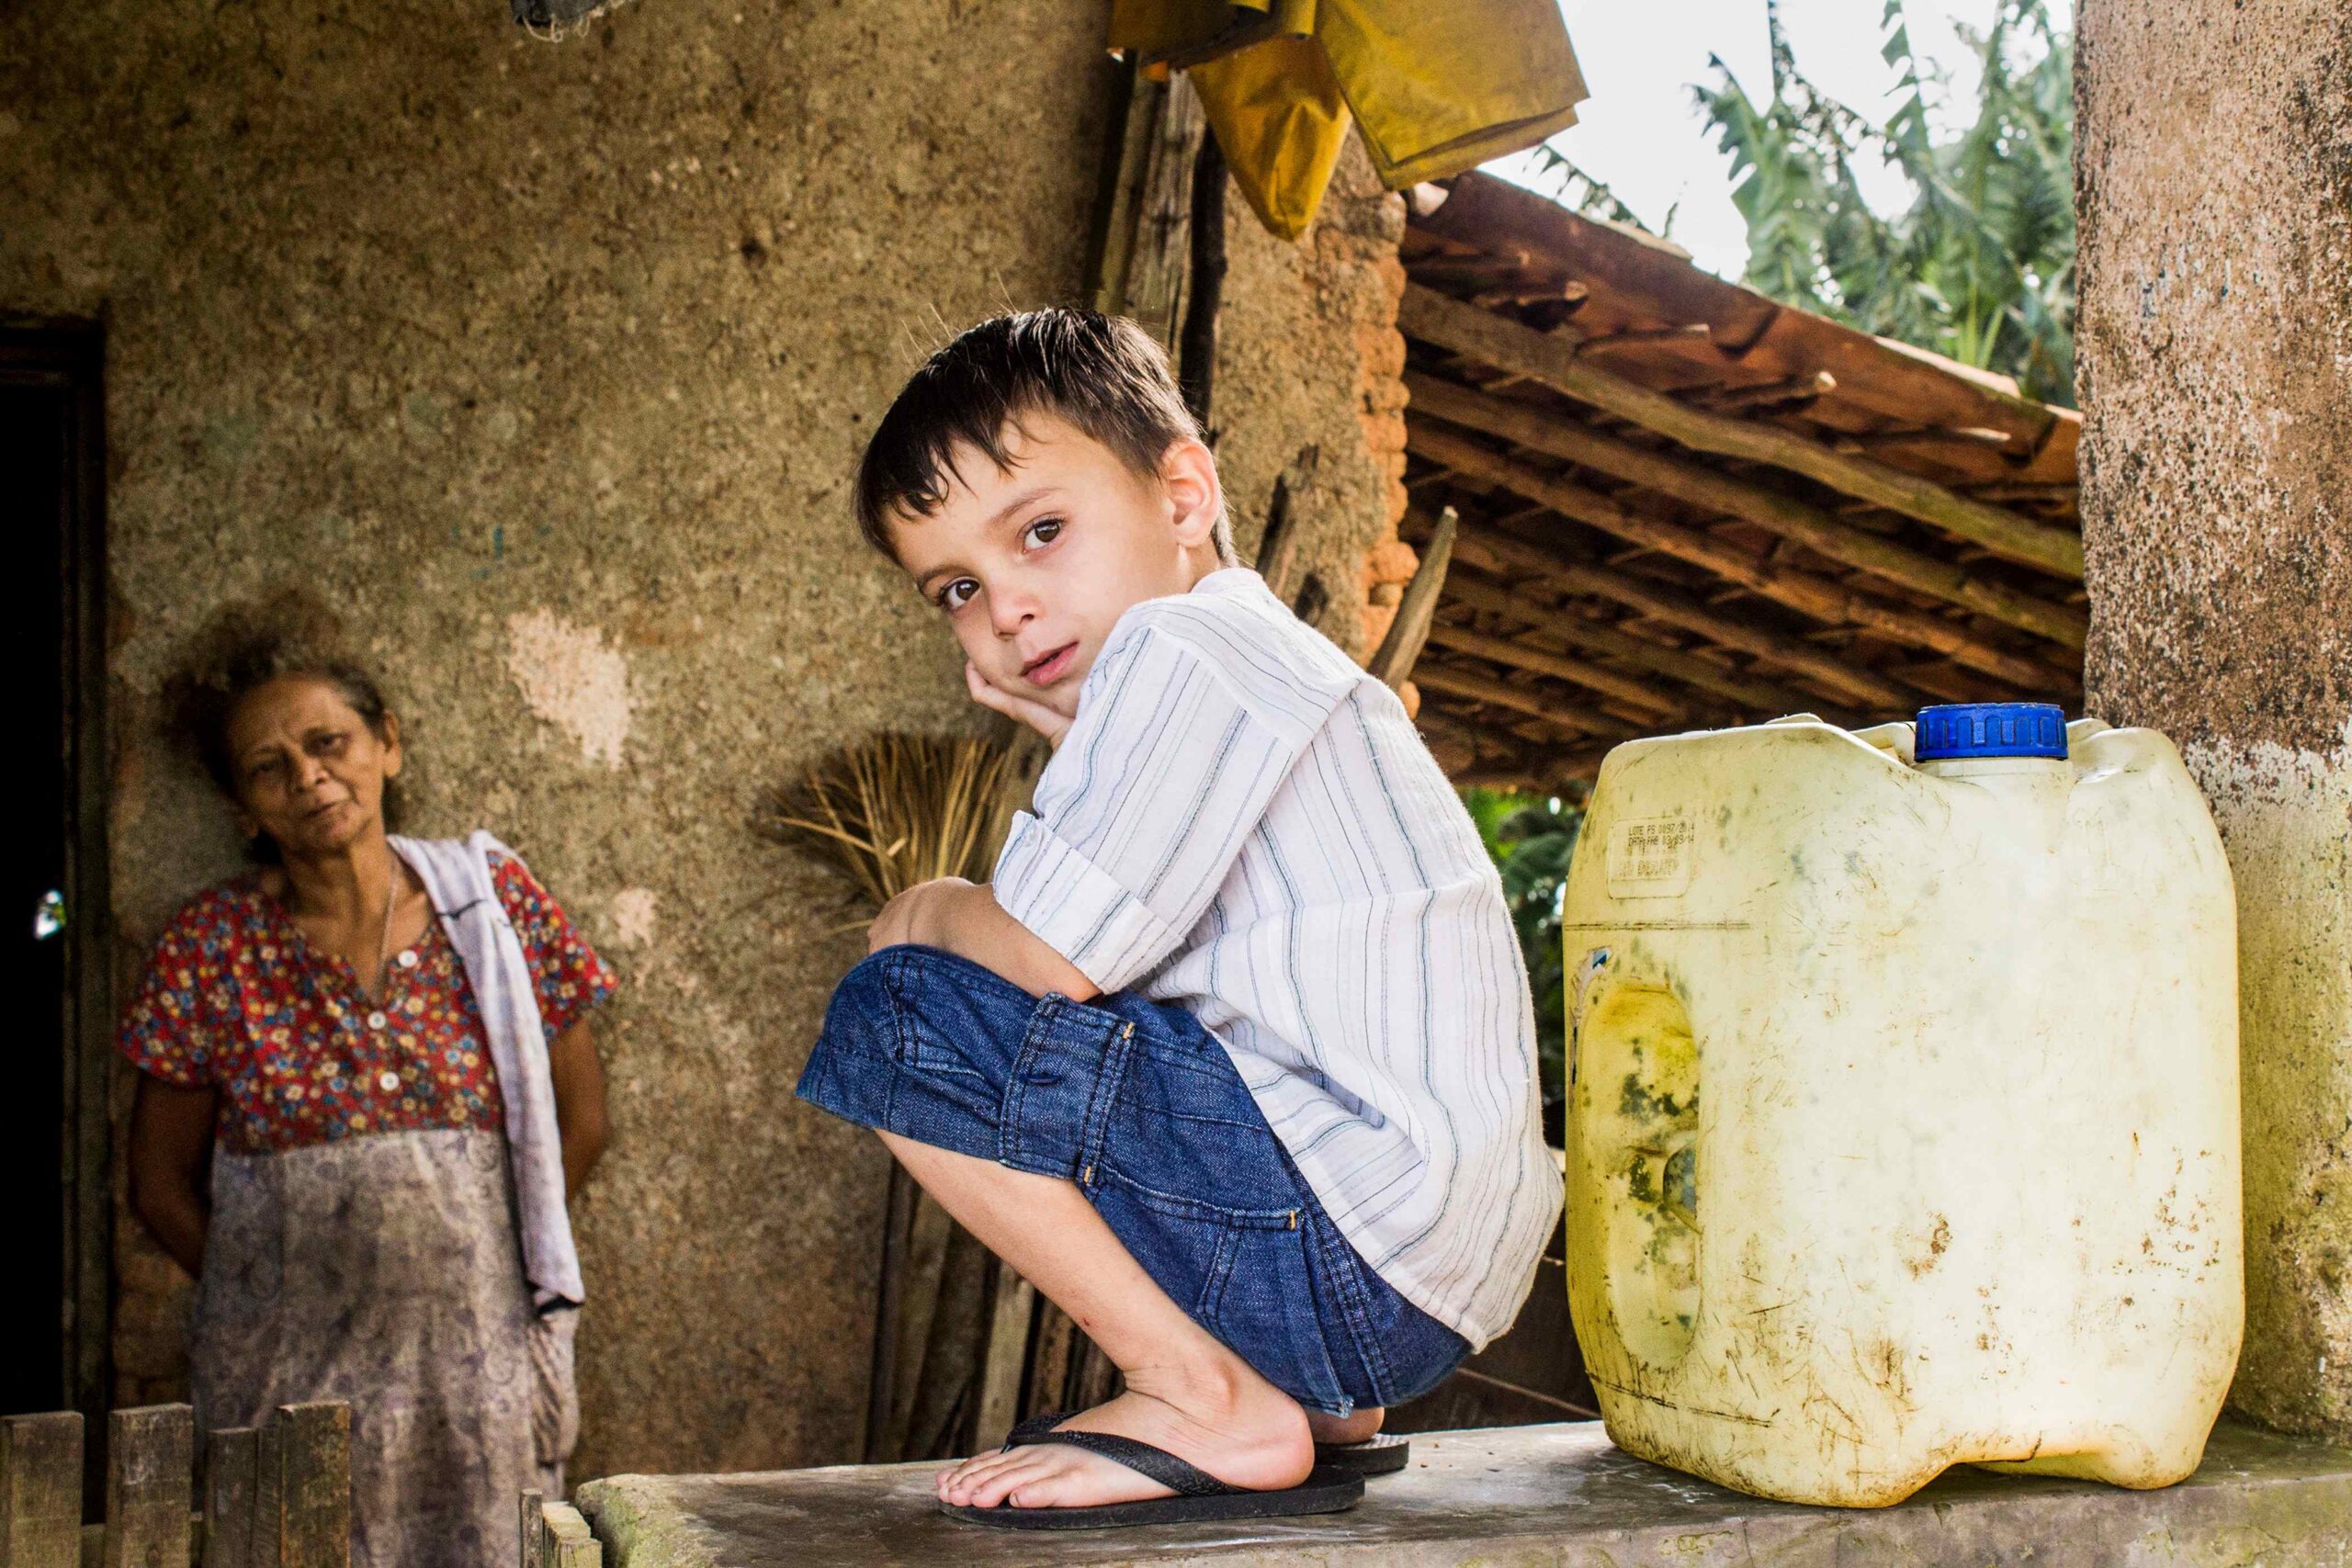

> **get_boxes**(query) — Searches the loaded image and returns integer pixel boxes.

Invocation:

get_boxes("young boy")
[797,309,1557,1528]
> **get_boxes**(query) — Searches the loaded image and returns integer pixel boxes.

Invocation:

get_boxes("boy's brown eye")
[1026,517,1063,547]
[939,579,978,610]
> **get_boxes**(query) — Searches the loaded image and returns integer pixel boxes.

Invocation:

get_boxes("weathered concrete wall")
[1,0,1105,1480]
[1213,138,1413,660]
[1,0,1406,1478]
[2077,0,2352,1438]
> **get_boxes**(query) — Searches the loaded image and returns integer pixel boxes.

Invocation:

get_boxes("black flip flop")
[1314,1432,1411,1476]
[940,1425,1364,1530]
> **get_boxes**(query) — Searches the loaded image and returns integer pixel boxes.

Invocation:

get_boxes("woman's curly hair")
[163,590,406,853]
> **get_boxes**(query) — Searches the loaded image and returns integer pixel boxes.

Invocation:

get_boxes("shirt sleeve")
[990,617,1337,993]
[489,851,618,1042]
[117,906,229,1089]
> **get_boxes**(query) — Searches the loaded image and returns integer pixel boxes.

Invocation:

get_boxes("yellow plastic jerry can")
[1561,705,2242,1506]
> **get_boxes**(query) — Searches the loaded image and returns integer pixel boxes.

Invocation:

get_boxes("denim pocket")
[1001,994,1133,1178]
[1198,1214,1351,1413]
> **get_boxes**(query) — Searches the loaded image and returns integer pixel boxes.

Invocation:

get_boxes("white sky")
[1489,0,2075,280]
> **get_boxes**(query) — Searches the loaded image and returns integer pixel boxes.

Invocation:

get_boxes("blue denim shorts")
[796,944,1469,1416]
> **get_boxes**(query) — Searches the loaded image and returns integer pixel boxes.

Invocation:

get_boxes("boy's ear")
[1159,438,1224,551]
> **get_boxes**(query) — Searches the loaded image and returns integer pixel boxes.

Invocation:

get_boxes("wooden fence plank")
[272,1404,349,1568]
[1,1411,85,1568]
[540,1500,601,1568]
[971,1268,1035,1451]
[517,1489,545,1568]
[104,1405,193,1568]
[249,1422,282,1568]
[201,1429,258,1568]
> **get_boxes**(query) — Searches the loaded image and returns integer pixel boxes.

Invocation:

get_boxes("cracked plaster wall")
[0,0,1406,1478]
[2078,0,2352,1438]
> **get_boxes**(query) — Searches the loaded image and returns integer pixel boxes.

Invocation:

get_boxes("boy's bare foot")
[1306,1406,1384,1446]
[938,1358,1313,1511]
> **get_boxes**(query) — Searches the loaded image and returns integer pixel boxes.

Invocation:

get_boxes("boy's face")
[888,413,1225,720]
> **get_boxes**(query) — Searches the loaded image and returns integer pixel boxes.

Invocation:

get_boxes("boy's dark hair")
[163,588,405,861]
[854,309,1236,564]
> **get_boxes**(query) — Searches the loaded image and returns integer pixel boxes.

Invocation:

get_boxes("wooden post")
[272,1404,349,1568]
[1368,508,1456,689]
[1403,370,2088,649]
[200,1428,258,1568]
[971,1268,1035,1451]
[105,1405,193,1568]
[1121,78,1206,352]
[1253,466,1306,601]
[518,1490,546,1568]
[1,1411,84,1568]
[1397,283,2085,579]
[1177,129,1228,426]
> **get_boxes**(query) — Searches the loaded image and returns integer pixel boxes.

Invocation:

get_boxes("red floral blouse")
[119,851,616,1156]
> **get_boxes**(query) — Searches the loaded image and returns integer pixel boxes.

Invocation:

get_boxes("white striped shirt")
[991,567,1558,1348]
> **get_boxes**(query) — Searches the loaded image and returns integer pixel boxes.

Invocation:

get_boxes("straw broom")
[756,730,1028,1459]
[756,731,1017,919]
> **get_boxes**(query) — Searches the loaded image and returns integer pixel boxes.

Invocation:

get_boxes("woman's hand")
[966,662,1073,750]
[129,1075,218,1278]
[548,1019,609,1198]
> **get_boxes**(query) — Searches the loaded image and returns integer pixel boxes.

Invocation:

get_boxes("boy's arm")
[868,875,1099,1002]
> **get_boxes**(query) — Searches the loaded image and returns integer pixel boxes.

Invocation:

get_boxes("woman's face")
[222,675,402,859]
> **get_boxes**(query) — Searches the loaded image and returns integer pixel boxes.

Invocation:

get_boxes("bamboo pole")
[1434,567,1816,714]
[1398,284,2085,579]
[1442,523,1919,712]
[1426,621,1677,718]
[1405,371,2087,649]
[1412,424,2064,693]
[1368,507,1456,687]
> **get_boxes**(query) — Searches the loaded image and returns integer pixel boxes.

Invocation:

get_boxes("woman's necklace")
[371,860,401,998]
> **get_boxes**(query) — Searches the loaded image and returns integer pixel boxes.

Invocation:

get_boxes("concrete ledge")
[574,1418,2352,1566]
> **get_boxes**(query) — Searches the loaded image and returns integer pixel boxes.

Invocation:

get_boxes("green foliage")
[1525,149,1680,242]
[1700,0,2076,404]
[1464,786,1585,1133]
[1541,0,2077,407]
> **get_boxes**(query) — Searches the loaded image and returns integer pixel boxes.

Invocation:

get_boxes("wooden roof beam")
[1426,619,1678,719]
[1405,371,2087,649]
[1399,284,2085,580]
[1441,522,1921,714]
[1410,424,2071,695]
[1412,662,1637,739]
[1416,709,1609,787]
[1436,567,1817,715]
[1415,431,2066,695]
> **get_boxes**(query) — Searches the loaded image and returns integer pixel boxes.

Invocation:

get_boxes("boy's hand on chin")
[967,661,1073,750]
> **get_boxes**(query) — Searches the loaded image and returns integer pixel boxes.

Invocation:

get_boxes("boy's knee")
[820,949,903,1041]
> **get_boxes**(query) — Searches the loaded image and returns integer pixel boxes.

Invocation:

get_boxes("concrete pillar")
[2077,0,2352,1439]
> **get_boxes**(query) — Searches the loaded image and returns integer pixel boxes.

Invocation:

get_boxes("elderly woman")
[121,598,613,1568]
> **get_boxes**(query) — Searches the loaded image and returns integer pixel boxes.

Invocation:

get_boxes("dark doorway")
[0,325,111,1444]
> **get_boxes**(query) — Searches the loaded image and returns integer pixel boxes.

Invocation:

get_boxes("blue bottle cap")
[1914,702,2069,761]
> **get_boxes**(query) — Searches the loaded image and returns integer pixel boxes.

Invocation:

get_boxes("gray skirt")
[190,1128,577,1568]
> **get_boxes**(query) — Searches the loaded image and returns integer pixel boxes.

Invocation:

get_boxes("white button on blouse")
[378,1071,401,1093]
[397,949,419,969]
[367,1010,388,1031]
